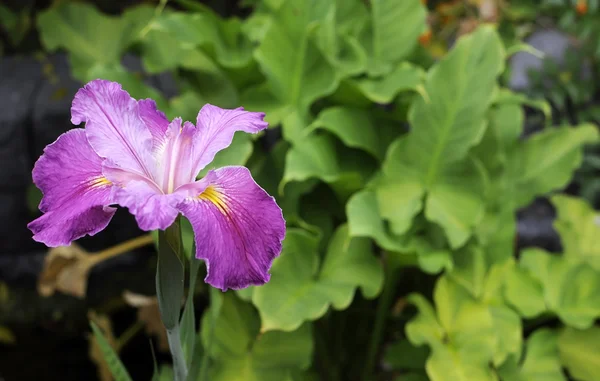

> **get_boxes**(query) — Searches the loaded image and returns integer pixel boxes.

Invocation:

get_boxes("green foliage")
[201,293,313,381]
[90,321,133,381]
[33,0,600,379]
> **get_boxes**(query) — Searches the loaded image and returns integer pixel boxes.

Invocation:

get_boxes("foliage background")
[2,0,600,380]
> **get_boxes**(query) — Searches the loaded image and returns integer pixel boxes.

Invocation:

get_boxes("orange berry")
[419,29,432,46]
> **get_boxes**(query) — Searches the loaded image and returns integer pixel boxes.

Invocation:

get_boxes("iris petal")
[71,79,157,180]
[28,129,115,246]
[177,166,285,291]
[191,105,268,176]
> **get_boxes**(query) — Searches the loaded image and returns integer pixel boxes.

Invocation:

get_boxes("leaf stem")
[90,234,154,265]
[361,254,402,381]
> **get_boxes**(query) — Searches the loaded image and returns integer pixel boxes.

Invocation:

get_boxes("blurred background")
[1,0,600,380]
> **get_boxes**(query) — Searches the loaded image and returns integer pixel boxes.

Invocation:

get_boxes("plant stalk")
[167,326,188,381]
[157,219,187,381]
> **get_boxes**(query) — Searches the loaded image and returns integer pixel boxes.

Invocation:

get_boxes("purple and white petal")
[177,166,285,291]
[191,105,268,176]
[154,118,199,193]
[138,99,169,150]
[111,181,185,231]
[71,79,156,179]
[28,129,115,246]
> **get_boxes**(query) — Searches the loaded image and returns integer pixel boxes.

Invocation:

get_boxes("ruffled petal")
[191,105,268,176]
[71,79,156,179]
[111,181,185,231]
[177,166,285,291]
[28,129,115,247]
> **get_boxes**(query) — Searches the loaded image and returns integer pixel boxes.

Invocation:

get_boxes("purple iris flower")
[28,80,285,291]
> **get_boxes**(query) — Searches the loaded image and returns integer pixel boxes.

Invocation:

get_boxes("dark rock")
[516,198,562,253]
[0,191,40,255]
[509,28,591,91]
[32,54,81,158]
[0,56,41,190]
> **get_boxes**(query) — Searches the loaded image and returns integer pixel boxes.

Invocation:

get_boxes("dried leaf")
[88,311,117,381]
[458,18,480,37]
[38,244,94,298]
[123,291,169,352]
[479,0,498,22]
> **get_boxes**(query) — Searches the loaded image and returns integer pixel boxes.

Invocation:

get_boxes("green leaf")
[498,329,566,381]
[378,137,487,248]
[281,133,376,201]
[551,195,600,270]
[307,107,382,160]
[251,0,339,141]
[0,4,30,46]
[558,327,600,381]
[520,248,600,329]
[360,0,427,76]
[201,293,313,381]
[406,273,523,381]
[350,62,426,104]
[175,49,240,108]
[312,3,366,75]
[503,266,546,319]
[90,321,133,381]
[376,27,504,247]
[253,225,383,331]
[346,189,408,252]
[37,3,152,71]
[154,11,254,69]
[180,255,201,369]
[198,133,253,178]
[509,124,599,208]
[156,222,185,330]
[384,339,429,371]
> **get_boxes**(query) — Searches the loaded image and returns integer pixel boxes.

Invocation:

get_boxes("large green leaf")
[307,107,386,160]
[252,225,383,331]
[551,195,600,270]
[248,0,339,141]
[359,0,427,76]
[201,293,312,381]
[153,10,254,69]
[378,137,488,248]
[558,327,600,381]
[498,329,566,381]
[346,190,408,252]
[281,133,376,201]
[509,125,598,208]
[503,266,546,319]
[37,3,152,77]
[520,249,600,329]
[406,277,498,381]
[376,27,504,248]
[350,62,426,104]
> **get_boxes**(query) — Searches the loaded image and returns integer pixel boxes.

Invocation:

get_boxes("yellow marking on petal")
[198,186,229,215]
[89,176,112,188]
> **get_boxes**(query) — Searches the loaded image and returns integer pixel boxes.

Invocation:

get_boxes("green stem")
[167,326,188,381]
[361,254,402,381]
[157,219,188,381]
